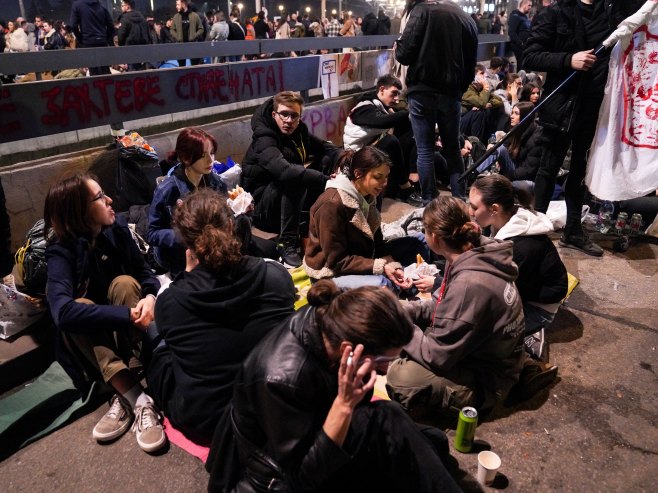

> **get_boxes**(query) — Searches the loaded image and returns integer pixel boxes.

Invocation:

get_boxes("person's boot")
[559,232,603,257]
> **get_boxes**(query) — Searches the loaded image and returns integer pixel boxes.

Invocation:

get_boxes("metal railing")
[0,34,508,75]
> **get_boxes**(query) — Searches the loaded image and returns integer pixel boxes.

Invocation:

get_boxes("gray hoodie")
[404,236,525,405]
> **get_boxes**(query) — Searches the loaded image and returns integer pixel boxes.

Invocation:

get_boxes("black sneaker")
[559,233,603,257]
[398,187,424,207]
[277,242,302,268]
[524,328,546,361]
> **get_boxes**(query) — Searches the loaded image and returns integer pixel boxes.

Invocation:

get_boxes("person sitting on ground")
[304,147,427,291]
[44,173,166,453]
[241,91,339,268]
[148,127,228,275]
[519,81,541,104]
[148,127,276,275]
[206,280,462,493]
[147,190,295,445]
[386,196,526,421]
[492,72,522,129]
[477,102,543,188]
[485,56,505,89]
[460,66,504,142]
[469,174,568,360]
[343,74,422,205]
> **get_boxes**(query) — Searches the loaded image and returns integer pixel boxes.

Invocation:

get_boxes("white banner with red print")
[586,0,658,200]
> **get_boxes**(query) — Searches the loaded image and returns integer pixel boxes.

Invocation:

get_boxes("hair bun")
[307,279,341,307]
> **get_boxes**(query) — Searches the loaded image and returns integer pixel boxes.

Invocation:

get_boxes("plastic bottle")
[596,201,614,234]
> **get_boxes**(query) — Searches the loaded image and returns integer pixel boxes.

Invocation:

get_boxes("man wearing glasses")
[241,91,339,268]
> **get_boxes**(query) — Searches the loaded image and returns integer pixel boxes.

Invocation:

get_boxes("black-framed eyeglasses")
[91,190,107,202]
[274,111,301,122]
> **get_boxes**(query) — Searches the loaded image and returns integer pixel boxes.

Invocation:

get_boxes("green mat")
[0,361,106,460]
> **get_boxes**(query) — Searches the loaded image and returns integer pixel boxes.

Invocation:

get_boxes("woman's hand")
[384,263,413,289]
[131,295,156,331]
[337,344,376,409]
[413,275,436,293]
[323,344,376,447]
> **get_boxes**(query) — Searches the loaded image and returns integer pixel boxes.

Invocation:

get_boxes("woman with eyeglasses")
[386,196,526,421]
[207,279,462,493]
[303,146,427,291]
[44,173,167,453]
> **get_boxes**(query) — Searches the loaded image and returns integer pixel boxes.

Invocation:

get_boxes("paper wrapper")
[403,262,439,281]
[227,192,253,216]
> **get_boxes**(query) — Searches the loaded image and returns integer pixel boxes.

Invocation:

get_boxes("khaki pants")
[66,275,143,383]
[386,357,481,422]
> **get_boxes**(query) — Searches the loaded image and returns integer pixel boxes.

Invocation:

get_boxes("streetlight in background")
[305,6,311,14]
[331,9,336,14]
[237,3,243,18]
[279,4,284,16]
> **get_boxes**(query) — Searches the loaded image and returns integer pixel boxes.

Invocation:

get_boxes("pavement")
[1,199,657,492]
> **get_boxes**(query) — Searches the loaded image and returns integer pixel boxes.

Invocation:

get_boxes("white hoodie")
[494,207,555,241]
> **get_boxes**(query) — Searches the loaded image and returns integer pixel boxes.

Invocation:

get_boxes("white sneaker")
[132,401,167,453]
[92,395,134,442]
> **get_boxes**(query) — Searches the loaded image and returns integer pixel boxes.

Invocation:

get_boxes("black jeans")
[535,118,597,236]
[375,134,409,190]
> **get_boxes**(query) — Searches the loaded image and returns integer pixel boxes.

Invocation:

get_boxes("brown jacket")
[303,180,397,280]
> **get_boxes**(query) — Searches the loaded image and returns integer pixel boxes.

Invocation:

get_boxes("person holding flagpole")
[523,0,645,256]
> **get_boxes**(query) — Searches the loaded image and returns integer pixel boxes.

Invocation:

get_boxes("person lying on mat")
[44,173,166,453]
[206,279,462,493]
[147,189,295,444]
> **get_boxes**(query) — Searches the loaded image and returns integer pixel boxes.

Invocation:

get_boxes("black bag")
[15,219,49,295]
[114,145,161,213]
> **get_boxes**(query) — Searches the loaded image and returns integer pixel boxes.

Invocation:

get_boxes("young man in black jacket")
[395,0,478,204]
[241,91,339,268]
[343,74,421,205]
[508,0,532,70]
[523,0,644,256]
[118,0,150,70]
[69,0,115,75]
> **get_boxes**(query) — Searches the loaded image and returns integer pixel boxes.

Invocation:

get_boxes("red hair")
[168,127,218,168]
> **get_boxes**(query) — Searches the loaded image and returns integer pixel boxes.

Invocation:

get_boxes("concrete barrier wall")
[1,96,355,251]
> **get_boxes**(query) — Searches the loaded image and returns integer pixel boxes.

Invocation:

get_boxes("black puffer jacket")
[69,0,114,47]
[117,10,151,46]
[508,123,543,181]
[522,0,618,131]
[240,98,337,201]
[206,307,353,492]
[395,0,478,98]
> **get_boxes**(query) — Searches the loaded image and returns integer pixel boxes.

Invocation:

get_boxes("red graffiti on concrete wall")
[41,76,165,127]
[302,104,349,144]
[175,61,284,103]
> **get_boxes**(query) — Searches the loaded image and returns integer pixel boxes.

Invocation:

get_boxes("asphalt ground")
[1,199,657,492]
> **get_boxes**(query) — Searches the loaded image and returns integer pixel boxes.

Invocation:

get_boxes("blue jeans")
[408,92,464,203]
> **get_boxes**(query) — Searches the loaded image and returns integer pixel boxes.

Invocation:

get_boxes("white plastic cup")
[477,450,501,486]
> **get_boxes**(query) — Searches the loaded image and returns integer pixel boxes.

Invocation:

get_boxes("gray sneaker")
[93,394,133,442]
[132,401,167,453]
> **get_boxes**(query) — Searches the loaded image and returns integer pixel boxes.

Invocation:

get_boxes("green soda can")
[454,406,478,453]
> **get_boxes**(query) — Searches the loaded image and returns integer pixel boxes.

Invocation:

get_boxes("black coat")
[227,20,245,40]
[522,0,616,131]
[508,9,531,53]
[362,13,379,35]
[240,98,337,202]
[206,307,353,491]
[148,257,295,444]
[69,0,114,47]
[511,235,568,304]
[509,123,543,181]
[117,10,151,46]
[395,0,478,98]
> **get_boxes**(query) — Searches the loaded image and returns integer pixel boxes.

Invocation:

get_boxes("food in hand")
[416,254,424,267]
[228,186,244,200]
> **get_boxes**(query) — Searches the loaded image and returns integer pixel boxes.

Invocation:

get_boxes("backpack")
[14,219,50,296]
[291,23,305,38]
